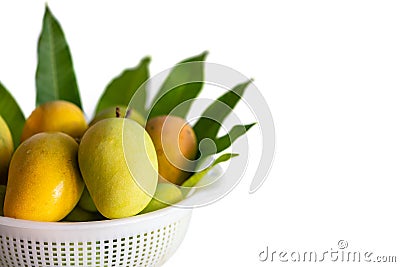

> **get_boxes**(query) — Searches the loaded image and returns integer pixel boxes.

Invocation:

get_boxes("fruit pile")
[0,6,254,222]
[0,100,196,221]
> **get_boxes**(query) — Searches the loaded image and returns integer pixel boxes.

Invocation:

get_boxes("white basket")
[0,163,230,267]
[0,166,225,267]
[0,205,191,267]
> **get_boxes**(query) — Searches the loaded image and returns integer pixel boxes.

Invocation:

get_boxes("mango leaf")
[95,57,150,116]
[214,123,256,154]
[181,153,238,190]
[0,82,26,148]
[36,6,82,108]
[148,51,208,118]
[193,79,252,142]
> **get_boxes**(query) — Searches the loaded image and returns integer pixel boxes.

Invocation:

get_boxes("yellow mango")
[4,132,84,221]
[0,116,13,185]
[21,100,87,142]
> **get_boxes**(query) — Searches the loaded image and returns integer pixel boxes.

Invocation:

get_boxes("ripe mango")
[0,116,13,185]
[146,115,197,185]
[4,132,84,221]
[21,100,87,142]
[90,106,145,127]
[78,118,158,219]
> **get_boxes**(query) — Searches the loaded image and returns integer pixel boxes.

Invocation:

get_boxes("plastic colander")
[0,166,224,267]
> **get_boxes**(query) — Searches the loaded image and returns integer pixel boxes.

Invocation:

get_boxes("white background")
[1,1,400,266]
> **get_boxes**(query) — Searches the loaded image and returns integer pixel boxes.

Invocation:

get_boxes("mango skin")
[4,132,84,222]
[63,206,104,222]
[0,116,13,185]
[0,185,6,216]
[78,186,97,212]
[140,183,183,214]
[78,187,98,213]
[21,100,88,142]
[146,115,197,185]
[78,118,158,219]
[90,106,145,127]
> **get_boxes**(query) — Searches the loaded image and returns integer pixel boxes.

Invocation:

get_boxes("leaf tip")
[245,122,257,133]
[233,78,254,94]
[44,3,52,14]
[43,3,57,24]
[244,78,254,86]
[141,56,151,65]
[201,50,209,59]
[248,122,257,128]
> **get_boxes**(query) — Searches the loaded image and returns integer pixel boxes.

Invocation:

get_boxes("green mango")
[90,106,145,127]
[63,205,104,222]
[140,183,183,214]
[78,187,98,213]
[78,118,158,219]
[0,185,6,216]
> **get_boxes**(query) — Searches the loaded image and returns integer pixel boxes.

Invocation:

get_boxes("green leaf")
[95,57,150,116]
[181,153,238,189]
[214,123,256,154]
[193,79,252,142]
[211,153,239,166]
[148,51,208,118]
[0,82,26,148]
[35,5,81,108]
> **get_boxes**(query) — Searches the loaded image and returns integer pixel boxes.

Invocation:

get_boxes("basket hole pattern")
[0,222,178,267]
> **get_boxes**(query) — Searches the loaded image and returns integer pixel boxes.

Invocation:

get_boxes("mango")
[90,106,145,127]
[0,116,13,185]
[4,132,84,222]
[21,100,88,142]
[78,118,158,219]
[140,183,183,214]
[0,185,6,216]
[63,206,104,222]
[78,187,98,213]
[146,115,197,185]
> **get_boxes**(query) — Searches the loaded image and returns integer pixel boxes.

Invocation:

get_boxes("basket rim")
[0,203,192,230]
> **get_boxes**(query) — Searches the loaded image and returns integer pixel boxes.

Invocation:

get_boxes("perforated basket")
[0,205,191,267]
[0,164,226,267]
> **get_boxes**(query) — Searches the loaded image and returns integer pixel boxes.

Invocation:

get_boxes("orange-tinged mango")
[4,132,84,221]
[146,115,197,185]
[21,100,87,142]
